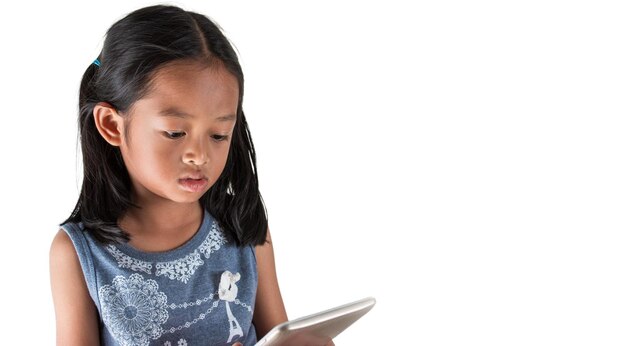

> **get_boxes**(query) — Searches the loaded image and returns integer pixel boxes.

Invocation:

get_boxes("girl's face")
[118,61,239,205]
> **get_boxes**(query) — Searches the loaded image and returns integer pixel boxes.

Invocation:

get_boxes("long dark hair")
[61,5,267,247]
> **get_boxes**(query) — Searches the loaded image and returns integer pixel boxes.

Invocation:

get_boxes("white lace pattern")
[199,221,227,258]
[106,220,227,283]
[155,250,204,283]
[106,245,153,274]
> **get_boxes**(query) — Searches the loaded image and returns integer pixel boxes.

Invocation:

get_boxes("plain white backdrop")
[0,0,625,344]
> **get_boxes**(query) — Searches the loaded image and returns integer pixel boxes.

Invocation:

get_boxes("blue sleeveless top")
[61,209,258,346]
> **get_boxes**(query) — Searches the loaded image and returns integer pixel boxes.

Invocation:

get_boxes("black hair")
[61,4,268,247]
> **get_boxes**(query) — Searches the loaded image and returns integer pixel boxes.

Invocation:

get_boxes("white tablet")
[254,296,376,346]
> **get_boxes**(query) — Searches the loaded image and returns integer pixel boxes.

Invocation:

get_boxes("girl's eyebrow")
[159,107,236,122]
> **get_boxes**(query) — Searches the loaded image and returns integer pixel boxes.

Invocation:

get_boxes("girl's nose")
[184,155,207,166]
[183,139,209,166]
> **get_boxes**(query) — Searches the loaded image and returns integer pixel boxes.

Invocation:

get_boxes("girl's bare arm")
[252,227,289,339]
[50,230,100,345]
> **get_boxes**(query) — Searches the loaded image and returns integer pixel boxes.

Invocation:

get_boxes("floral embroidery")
[155,250,204,283]
[154,221,226,283]
[163,342,171,346]
[106,220,227,285]
[199,221,226,258]
[106,245,153,274]
[99,274,169,346]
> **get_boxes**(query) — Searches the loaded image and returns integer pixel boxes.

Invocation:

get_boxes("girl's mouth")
[178,178,208,192]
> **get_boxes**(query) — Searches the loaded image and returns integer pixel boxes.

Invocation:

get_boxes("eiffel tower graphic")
[225,300,243,342]
[219,271,243,342]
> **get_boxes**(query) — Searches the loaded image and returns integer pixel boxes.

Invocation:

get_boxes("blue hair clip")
[93,58,101,67]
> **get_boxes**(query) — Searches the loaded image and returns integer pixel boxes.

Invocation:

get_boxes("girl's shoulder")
[50,228,78,265]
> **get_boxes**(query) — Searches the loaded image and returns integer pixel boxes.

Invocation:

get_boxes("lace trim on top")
[106,245,153,274]
[106,220,227,283]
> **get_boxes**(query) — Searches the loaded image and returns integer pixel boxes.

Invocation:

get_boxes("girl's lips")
[178,178,208,192]
[181,173,207,180]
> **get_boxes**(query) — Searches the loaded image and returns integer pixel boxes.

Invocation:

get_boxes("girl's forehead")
[134,61,239,117]
[149,61,238,97]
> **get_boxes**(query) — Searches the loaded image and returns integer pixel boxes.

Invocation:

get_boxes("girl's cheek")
[154,141,177,154]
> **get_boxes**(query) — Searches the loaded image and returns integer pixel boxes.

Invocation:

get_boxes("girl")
[49,4,314,345]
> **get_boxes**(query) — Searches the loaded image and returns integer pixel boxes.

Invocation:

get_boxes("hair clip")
[93,58,101,67]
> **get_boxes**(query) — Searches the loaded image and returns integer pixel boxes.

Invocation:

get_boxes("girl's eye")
[165,131,185,139]
[164,131,229,141]
[212,134,229,142]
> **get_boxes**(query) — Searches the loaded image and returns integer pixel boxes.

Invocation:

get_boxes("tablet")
[254,296,376,346]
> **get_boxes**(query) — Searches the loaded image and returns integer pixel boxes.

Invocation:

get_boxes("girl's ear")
[93,102,125,147]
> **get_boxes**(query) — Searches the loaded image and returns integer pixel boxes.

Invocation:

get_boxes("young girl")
[49,5,303,345]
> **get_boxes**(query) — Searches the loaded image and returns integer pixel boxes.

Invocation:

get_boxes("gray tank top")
[61,209,258,346]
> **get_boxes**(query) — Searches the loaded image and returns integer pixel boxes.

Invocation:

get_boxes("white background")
[0,0,625,344]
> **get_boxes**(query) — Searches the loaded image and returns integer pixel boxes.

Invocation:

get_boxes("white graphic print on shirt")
[99,270,249,346]
[219,271,243,342]
[105,220,226,282]
[99,274,168,346]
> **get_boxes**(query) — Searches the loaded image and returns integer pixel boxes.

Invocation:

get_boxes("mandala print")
[99,274,169,346]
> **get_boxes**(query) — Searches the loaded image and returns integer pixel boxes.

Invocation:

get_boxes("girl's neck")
[117,201,204,239]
